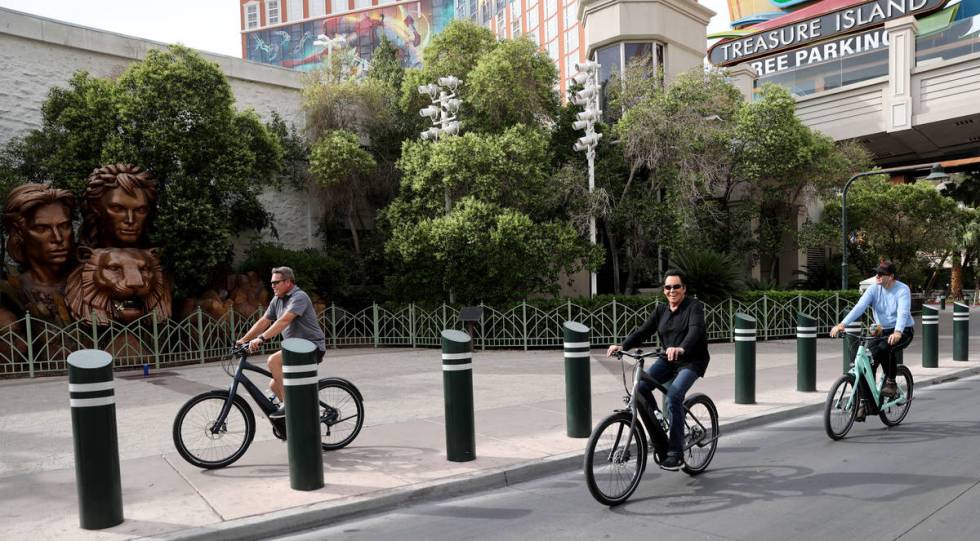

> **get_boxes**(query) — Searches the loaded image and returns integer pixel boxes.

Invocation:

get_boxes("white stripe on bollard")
[734,328,757,334]
[796,326,817,332]
[282,364,319,373]
[69,396,115,408]
[69,381,114,392]
[563,351,591,358]
[442,353,472,361]
[796,334,817,338]
[563,342,590,349]
[735,336,757,342]
[442,363,473,371]
[283,376,320,386]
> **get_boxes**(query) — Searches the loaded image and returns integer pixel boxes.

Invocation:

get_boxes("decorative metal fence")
[0,294,859,378]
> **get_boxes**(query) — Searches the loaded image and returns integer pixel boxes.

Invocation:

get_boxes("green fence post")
[954,302,970,361]
[90,311,98,349]
[796,312,817,392]
[281,338,324,491]
[196,307,205,364]
[843,322,862,373]
[373,303,379,348]
[612,299,618,343]
[441,329,475,462]
[763,294,769,341]
[734,313,756,404]
[567,299,572,323]
[410,303,416,349]
[25,313,34,378]
[921,304,938,368]
[562,321,591,438]
[522,301,528,351]
[480,302,486,351]
[68,349,123,529]
[151,311,161,370]
[330,303,337,349]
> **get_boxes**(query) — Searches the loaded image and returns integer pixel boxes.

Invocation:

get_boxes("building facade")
[239,0,594,96]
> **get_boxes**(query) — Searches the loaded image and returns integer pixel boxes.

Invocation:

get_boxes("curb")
[148,364,980,541]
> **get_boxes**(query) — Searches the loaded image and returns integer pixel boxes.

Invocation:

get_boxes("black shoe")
[659,453,683,471]
[269,404,286,419]
[855,400,866,422]
[881,379,898,398]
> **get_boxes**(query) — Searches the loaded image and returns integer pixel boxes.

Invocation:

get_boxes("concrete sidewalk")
[2,311,979,540]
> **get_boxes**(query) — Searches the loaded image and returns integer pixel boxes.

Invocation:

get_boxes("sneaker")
[269,404,286,419]
[881,379,898,398]
[659,453,683,471]
[855,400,866,422]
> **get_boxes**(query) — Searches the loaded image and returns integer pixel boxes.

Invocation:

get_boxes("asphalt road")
[274,373,980,541]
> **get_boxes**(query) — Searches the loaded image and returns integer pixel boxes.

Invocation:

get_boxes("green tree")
[734,84,870,281]
[1,45,283,296]
[800,177,965,289]
[309,130,378,256]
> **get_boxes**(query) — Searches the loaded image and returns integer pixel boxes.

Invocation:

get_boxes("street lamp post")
[418,76,463,304]
[570,61,602,298]
[418,76,462,213]
[840,163,948,290]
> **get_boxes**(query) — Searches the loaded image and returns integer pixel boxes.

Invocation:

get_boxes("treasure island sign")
[708,0,948,75]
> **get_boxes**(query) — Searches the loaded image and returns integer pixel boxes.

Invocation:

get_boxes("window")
[330,0,347,14]
[245,2,259,29]
[546,16,557,41]
[288,0,304,21]
[596,43,620,87]
[547,39,558,60]
[545,0,558,17]
[527,7,538,29]
[355,0,371,10]
[266,0,280,25]
[310,1,326,17]
[565,27,578,53]
[564,6,576,28]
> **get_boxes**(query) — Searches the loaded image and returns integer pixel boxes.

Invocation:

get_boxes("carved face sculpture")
[99,187,150,247]
[23,203,74,271]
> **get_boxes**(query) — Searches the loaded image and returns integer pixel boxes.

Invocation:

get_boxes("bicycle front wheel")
[681,393,718,475]
[584,411,648,506]
[318,379,364,450]
[879,365,913,426]
[173,390,256,469]
[824,374,857,440]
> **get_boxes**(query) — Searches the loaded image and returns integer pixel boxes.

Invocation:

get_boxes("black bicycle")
[584,349,719,506]
[172,344,364,469]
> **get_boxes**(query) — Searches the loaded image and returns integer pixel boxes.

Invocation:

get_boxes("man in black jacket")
[606,269,709,471]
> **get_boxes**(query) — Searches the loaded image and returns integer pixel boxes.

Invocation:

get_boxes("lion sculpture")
[66,247,172,325]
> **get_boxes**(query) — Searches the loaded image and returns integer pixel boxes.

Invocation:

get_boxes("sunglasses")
[875,272,892,278]
[270,280,285,286]
[663,284,684,291]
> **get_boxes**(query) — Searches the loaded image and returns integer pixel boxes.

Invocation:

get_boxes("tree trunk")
[603,220,621,294]
[347,198,361,257]
[924,252,950,293]
[951,255,964,301]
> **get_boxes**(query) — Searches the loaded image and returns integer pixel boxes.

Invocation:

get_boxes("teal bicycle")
[824,332,914,440]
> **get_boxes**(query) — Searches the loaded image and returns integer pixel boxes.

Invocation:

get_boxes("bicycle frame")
[845,338,908,414]
[619,352,718,456]
[212,351,280,435]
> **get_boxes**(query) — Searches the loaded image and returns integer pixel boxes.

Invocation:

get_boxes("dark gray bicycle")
[584,349,719,506]
[172,344,364,469]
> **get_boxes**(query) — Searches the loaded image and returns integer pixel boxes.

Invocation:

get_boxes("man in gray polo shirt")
[237,266,326,418]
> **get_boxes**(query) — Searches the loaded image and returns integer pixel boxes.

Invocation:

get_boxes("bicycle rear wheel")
[824,374,857,440]
[318,379,364,450]
[584,411,647,506]
[879,365,913,426]
[173,390,256,469]
[681,393,718,475]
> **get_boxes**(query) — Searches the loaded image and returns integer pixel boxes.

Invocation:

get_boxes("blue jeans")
[636,358,699,456]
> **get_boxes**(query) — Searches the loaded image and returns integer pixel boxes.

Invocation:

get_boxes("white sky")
[0,0,733,59]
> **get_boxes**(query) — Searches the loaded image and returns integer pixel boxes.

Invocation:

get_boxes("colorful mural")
[244,0,455,71]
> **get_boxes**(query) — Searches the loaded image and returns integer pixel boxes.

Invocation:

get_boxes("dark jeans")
[867,327,914,380]
[636,358,699,456]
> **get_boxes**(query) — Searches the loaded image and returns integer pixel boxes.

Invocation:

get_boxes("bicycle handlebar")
[614,348,665,360]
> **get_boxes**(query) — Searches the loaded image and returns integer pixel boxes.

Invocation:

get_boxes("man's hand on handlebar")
[665,347,684,362]
[829,323,845,338]
[606,344,623,358]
